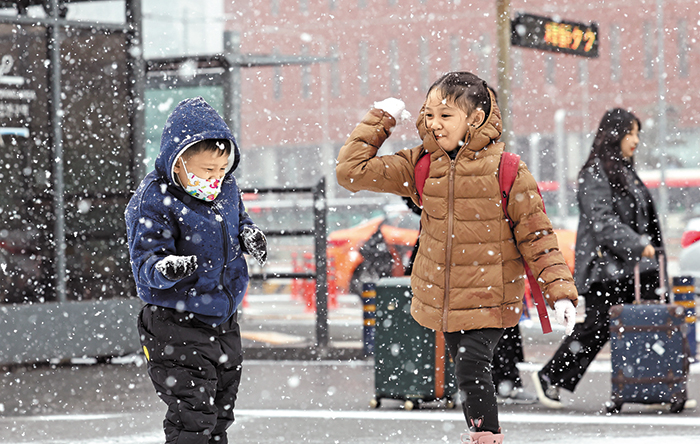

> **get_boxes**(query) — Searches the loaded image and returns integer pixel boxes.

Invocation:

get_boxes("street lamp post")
[656,0,669,223]
[496,0,512,150]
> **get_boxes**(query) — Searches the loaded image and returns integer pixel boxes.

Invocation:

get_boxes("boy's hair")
[427,72,491,121]
[182,138,232,159]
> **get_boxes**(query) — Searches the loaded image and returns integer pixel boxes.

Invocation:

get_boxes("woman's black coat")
[574,158,664,295]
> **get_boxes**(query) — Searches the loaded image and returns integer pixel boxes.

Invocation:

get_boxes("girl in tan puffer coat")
[336,72,578,444]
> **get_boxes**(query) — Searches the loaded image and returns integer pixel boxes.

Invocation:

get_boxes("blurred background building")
[46,0,700,211]
[1,0,699,307]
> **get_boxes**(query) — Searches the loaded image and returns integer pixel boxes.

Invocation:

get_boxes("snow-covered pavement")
[1,359,698,443]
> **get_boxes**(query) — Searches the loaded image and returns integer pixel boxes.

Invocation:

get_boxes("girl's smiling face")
[424,90,482,152]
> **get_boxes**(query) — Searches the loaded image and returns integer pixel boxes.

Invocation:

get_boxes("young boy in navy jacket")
[125,97,266,444]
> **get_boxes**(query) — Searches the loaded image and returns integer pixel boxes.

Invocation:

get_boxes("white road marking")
[240,330,307,344]
[0,413,130,422]
[243,359,700,374]
[3,410,698,444]
[234,408,700,427]
[3,407,698,427]
[1,434,163,444]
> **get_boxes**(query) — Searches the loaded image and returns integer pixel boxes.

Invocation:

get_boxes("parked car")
[327,205,577,297]
[679,217,700,288]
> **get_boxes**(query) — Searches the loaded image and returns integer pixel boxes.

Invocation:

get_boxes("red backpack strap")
[499,152,520,229]
[499,152,553,334]
[414,151,430,206]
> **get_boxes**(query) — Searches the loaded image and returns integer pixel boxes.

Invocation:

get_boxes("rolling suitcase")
[371,277,457,410]
[607,255,691,413]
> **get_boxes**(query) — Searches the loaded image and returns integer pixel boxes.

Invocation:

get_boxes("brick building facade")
[224,0,700,201]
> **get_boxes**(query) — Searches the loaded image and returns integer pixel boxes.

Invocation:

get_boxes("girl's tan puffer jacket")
[336,96,578,332]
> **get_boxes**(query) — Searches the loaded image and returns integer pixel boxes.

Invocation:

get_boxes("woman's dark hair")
[582,108,641,191]
[427,72,491,121]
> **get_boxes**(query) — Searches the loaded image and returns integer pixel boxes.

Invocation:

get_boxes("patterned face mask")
[180,159,222,201]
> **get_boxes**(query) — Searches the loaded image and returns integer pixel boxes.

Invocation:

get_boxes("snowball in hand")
[156,255,198,281]
[373,97,412,124]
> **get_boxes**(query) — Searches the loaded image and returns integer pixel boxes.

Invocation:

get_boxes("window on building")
[450,35,460,72]
[643,20,655,79]
[299,0,307,13]
[273,47,282,101]
[330,44,341,97]
[610,24,620,82]
[271,0,279,16]
[471,35,491,84]
[329,0,336,10]
[389,39,400,95]
[301,45,311,99]
[578,59,588,85]
[420,37,430,92]
[678,19,689,78]
[470,41,482,80]
[359,40,369,96]
[545,54,555,85]
[511,49,522,89]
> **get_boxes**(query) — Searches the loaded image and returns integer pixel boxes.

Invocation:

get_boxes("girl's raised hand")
[373,98,412,124]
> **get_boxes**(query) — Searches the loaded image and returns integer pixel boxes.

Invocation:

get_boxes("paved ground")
[1,356,698,443]
[1,289,699,443]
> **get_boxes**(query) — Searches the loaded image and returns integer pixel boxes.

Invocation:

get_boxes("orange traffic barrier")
[241,287,249,308]
[327,255,339,310]
[303,252,315,312]
[291,252,338,312]
[290,252,302,300]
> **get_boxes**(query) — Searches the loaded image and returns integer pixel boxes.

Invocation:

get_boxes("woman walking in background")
[533,108,665,408]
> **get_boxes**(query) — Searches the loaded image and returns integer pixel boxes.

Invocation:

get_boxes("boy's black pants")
[138,305,242,444]
[444,328,504,434]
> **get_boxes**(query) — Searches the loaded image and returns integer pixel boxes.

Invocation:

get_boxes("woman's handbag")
[595,246,659,285]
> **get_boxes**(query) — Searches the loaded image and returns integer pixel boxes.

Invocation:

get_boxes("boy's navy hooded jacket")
[125,97,254,326]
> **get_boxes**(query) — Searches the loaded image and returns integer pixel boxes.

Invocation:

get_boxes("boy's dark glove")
[240,226,267,266]
[155,255,198,281]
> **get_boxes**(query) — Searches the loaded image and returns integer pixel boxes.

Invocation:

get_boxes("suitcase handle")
[634,252,668,304]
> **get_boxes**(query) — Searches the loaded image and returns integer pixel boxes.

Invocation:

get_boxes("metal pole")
[555,109,567,220]
[47,0,66,303]
[529,133,541,181]
[656,0,669,223]
[320,46,336,200]
[496,0,512,150]
[313,177,329,352]
[126,0,146,183]
[223,31,242,143]
[361,282,376,357]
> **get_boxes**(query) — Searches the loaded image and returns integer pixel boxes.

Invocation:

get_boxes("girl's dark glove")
[240,226,268,266]
[155,255,198,281]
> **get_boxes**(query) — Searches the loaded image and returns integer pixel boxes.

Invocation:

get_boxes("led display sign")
[511,13,599,58]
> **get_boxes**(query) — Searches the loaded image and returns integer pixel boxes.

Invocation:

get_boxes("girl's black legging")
[444,328,504,434]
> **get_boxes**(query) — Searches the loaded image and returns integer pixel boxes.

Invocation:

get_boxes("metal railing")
[241,177,329,350]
